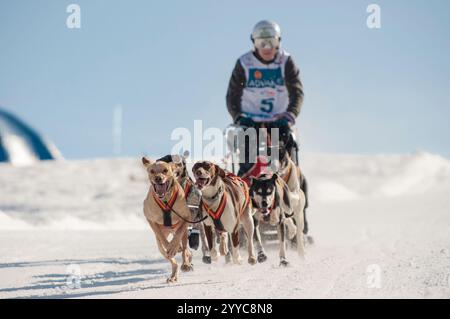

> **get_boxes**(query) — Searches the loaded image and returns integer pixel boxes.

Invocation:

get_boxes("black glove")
[236,115,255,128]
[272,112,296,127]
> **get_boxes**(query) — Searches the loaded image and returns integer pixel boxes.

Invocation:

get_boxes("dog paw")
[279,258,289,267]
[202,256,212,264]
[257,251,268,263]
[248,256,257,265]
[306,235,315,245]
[181,263,194,272]
[225,252,232,264]
[210,249,219,261]
[232,256,243,265]
[166,276,178,283]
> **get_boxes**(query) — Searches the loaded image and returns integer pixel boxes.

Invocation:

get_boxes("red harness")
[153,187,178,212]
[202,173,251,220]
[183,180,192,198]
[227,173,251,214]
[153,186,179,227]
[202,191,227,220]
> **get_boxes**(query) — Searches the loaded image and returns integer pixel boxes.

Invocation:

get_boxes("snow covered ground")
[1,152,450,299]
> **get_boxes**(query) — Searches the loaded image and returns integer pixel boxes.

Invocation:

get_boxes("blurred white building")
[0,108,62,166]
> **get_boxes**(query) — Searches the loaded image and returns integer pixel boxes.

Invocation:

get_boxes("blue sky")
[1,0,449,159]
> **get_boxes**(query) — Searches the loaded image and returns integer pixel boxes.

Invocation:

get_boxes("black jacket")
[226,51,304,123]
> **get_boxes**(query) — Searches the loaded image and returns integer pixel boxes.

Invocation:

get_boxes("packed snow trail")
[1,152,450,298]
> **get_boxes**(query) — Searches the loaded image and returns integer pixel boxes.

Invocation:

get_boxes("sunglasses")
[254,37,279,50]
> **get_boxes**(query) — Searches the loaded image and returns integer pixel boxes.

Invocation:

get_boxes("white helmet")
[251,20,281,41]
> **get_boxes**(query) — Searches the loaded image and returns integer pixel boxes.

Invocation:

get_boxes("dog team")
[142,149,308,283]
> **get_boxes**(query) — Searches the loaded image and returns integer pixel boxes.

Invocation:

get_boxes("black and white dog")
[250,173,301,266]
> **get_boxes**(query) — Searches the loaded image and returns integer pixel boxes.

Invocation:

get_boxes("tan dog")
[192,161,257,265]
[142,157,193,283]
[156,153,211,264]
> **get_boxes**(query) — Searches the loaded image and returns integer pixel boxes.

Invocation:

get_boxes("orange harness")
[225,173,251,214]
[201,173,251,232]
[153,187,179,227]
[202,191,228,221]
[183,180,192,198]
[202,174,251,219]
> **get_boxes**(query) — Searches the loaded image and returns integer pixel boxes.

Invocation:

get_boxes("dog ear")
[214,164,226,179]
[168,161,178,171]
[271,173,278,183]
[171,155,182,164]
[157,155,172,163]
[142,157,154,167]
[192,162,199,174]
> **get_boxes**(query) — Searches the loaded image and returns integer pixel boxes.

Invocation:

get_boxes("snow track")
[1,152,450,298]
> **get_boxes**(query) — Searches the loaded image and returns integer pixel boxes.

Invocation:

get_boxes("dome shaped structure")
[0,107,62,165]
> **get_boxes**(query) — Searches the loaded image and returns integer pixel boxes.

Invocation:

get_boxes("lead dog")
[157,153,211,264]
[142,157,194,283]
[250,173,298,266]
[192,161,257,265]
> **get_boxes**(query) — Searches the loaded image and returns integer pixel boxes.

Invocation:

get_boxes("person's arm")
[284,56,304,118]
[226,59,246,123]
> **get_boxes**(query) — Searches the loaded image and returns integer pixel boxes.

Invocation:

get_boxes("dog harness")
[225,173,251,216]
[183,180,192,198]
[202,173,251,232]
[153,187,179,227]
[202,191,228,232]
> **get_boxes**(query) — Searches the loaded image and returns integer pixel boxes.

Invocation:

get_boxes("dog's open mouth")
[195,177,211,189]
[153,182,169,197]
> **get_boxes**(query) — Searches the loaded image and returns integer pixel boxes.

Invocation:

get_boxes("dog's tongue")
[154,183,167,197]
[196,178,208,189]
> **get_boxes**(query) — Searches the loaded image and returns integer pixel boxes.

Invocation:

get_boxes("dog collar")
[203,185,223,202]
[153,187,179,227]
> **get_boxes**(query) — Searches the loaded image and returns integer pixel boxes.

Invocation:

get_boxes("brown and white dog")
[142,157,194,283]
[192,161,257,265]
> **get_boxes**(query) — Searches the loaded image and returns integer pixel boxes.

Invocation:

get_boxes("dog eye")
[163,169,168,174]
[150,170,155,174]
